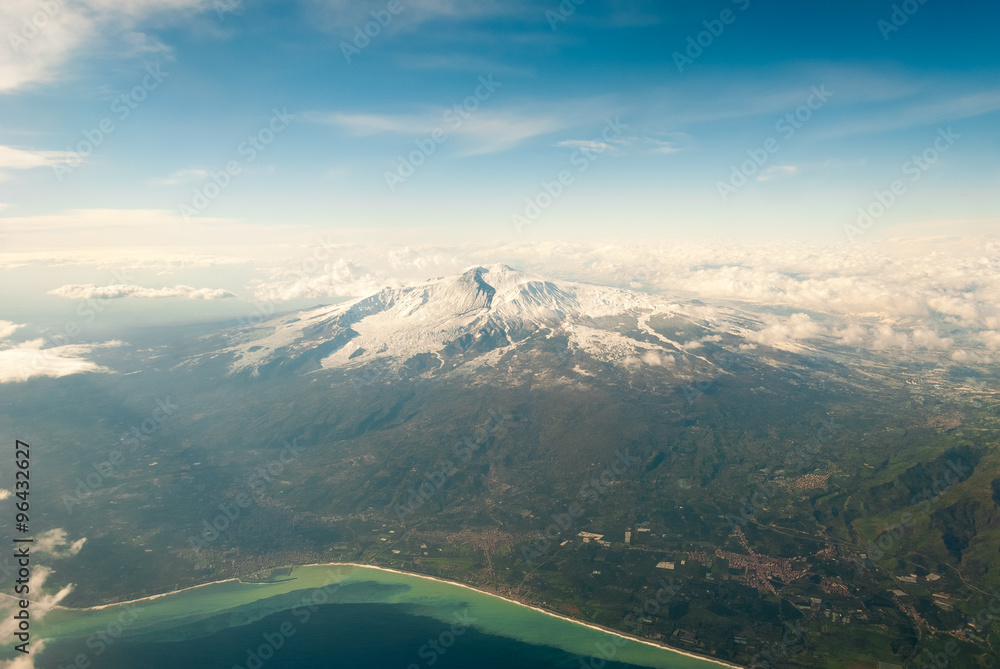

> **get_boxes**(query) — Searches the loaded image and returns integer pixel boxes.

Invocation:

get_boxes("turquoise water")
[22,565,734,668]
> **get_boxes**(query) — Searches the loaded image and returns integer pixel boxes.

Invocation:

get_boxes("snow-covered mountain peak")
[221,264,732,377]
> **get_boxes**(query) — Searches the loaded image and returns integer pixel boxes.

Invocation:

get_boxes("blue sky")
[2,0,998,249]
[0,1,999,376]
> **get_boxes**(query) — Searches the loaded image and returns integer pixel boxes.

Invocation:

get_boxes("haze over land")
[1,253,999,667]
[1,0,999,667]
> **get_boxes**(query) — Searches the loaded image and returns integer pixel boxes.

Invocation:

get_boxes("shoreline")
[55,561,745,669]
[51,576,278,612]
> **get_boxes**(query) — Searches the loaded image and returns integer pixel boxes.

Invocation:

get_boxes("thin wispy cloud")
[310,108,570,155]
[148,168,210,186]
[397,53,535,77]
[0,208,229,232]
[757,165,799,182]
[0,145,79,180]
[48,284,236,300]
[816,87,1000,140]
[0,146,76,169]
[302,0,528,32]
[309,95,625,157]
[0,0,216,92]
[647,142,683,155]
[556,139,612,151]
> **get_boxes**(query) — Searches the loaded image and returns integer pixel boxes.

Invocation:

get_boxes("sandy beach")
[48,560,744,669]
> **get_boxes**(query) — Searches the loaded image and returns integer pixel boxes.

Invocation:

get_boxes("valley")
[4,265,997,668]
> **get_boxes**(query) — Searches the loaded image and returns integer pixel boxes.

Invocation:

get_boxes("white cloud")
[0,208,229,232]
[34,528,87,558]
[314,112,412,135]
[84,0,215,16]
[0,145,80,180]
[836,324,867,346]
[951,349,971,363]
[556,139,610,152]
[48,284,236,300]
[148,168,210,186]
[926,294,980,325]
[485,239,1000,337]
[559,134,685,155]
[0,489,9,500]
[871,325,910,350]
[0,146,77,170]
[818,88,1000,141]
[303,0,522,32]
[977,330,1000,350]
[0,565,72,657]
[0,321,24,339]
[749,313,824,347]
[0,339,119,383]
[253,258,388,301]
[647,140,683,155]
[911,328,953,350]
[0,0,93,92]
[309,104,598,156]
[641,350,674,367]
[455,112,567,156]
[386,247,457,271]
[0,0,218,92]
[756,165,799,182]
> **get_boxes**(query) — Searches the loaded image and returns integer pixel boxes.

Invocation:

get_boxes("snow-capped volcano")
[336,264,653,326]
[221,264,745,378]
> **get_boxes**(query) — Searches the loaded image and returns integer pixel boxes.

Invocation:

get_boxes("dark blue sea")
[37,603,657,669]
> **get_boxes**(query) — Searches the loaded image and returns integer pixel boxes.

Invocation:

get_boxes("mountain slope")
[218,264,759,383]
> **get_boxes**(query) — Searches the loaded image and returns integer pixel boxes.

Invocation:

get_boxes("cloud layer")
[0,338,119,383]
[49,284,236,300]
[252,258,388,301]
